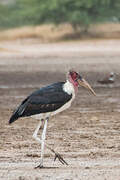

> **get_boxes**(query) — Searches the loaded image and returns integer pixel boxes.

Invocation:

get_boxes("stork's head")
[68,70,96,96]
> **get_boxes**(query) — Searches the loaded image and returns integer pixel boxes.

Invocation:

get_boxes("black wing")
[9,82,72,124]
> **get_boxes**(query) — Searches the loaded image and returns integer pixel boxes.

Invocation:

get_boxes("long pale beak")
[77,78,96,96]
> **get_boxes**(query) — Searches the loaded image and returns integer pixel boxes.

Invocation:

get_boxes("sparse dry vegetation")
[0,24,73,42]
[89,23,120,39]
[0,23,120,42]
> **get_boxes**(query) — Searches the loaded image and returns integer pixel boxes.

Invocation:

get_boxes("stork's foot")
[34,160,44,169]
[54,152,68,165]
[35,164,44,169]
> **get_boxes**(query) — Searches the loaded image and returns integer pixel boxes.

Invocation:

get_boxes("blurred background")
[1,1,120,179]
[0,0,120,41]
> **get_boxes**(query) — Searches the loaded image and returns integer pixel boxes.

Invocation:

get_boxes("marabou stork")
[9,70,96,168]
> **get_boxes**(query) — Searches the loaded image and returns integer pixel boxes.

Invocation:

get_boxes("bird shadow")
[34,166,59,170]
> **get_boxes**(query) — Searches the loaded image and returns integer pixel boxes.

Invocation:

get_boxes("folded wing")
[9,82,72,124]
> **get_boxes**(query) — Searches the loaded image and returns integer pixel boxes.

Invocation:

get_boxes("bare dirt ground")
[0,39,120,179]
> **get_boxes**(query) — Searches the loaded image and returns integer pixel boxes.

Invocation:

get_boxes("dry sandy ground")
[0,39,120,179]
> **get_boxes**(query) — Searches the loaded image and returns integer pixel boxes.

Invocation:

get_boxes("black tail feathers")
[9,97,28,124]
[9,109,20,124]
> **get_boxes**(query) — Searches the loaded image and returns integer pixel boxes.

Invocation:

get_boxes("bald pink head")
[68,70,82,92]
[68,70,96,96]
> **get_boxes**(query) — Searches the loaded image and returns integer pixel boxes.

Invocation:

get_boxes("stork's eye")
[78,75,82,80]
[69,70,82,81]
[75,74,82,81]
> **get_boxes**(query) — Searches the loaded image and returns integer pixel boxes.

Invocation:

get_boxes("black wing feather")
[9,82,72,124]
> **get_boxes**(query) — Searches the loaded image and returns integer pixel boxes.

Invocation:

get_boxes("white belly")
[51,98,72,116]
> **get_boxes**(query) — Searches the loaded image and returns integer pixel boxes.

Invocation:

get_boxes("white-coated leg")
[40,118,48,167]
[33,118,68,168]
[33,118,48,168]
[32,119,43,168]
[33,120,42,144]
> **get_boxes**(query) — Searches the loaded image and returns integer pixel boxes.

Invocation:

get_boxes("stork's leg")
[33,117,48,168]
[48,147,68,165]
[33,118,68,167]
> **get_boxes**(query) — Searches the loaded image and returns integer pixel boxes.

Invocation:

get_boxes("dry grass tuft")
[89,23,120,38]
[0,23,120,42]
[0,24,74,42]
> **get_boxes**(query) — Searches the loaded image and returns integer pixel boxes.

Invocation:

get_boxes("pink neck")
[69,75,78,93]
